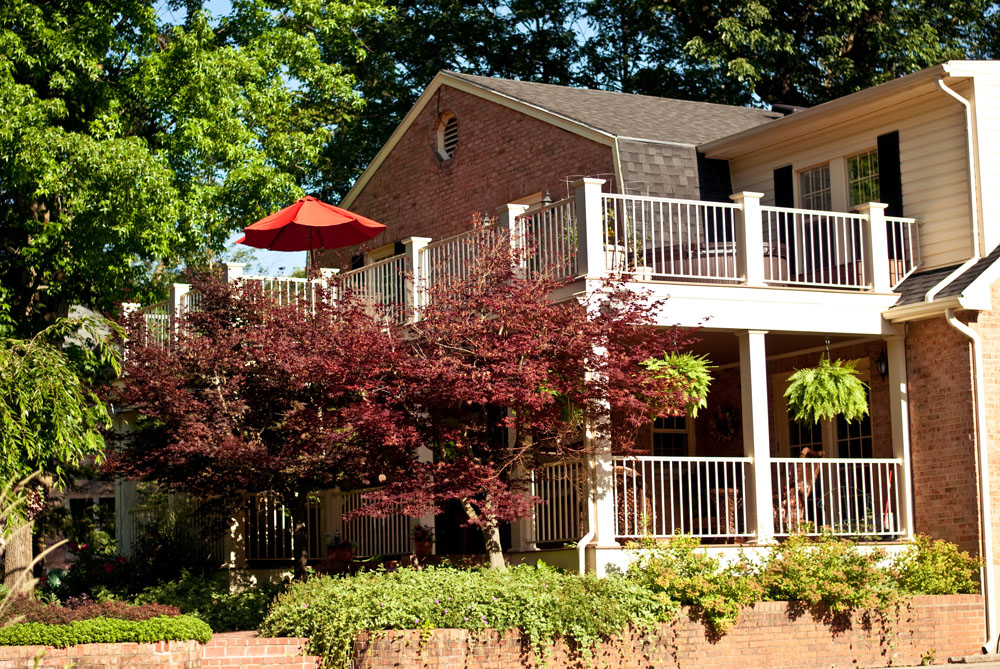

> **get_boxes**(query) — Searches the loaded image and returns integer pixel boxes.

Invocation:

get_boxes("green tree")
[0,318,121,587]
[0,0,386,336]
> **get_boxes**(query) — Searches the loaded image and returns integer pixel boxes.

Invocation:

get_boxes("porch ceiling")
[686,331,863,366]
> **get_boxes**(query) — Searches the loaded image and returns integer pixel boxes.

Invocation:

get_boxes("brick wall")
[906,315,982,555]
[352,595,984,668]
[972,283,1000,576]
[318,85,614,268]
[0,633,319,669]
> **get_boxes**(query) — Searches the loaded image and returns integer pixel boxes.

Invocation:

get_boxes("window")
[799,165,832,210]
[847,150,880,207]
[652,416,693,456]
[436,111,458,160]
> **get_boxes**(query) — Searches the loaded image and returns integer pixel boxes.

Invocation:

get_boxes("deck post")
[857,202,891,292]
[737,330,775,543]
[225,262,246,283]
[402,237,432,322]
[412,445,436,555]
[497,203,530,278]
[886,333,915,539]
[168,283,190,344]
[573,178,607,278]
[731,192,765,287]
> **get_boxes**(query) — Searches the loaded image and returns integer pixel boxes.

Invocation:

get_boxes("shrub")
[757,534,897,613]
[261,563,672,668]
[627,535,762,632]
[891,535,982,595]
[0,597,180,625]
[135,571,283,632]
[0,615,211,646]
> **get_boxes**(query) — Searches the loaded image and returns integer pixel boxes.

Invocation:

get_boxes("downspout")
[577,478,597,575]
[927,77,981,303]
[945,308,998,654]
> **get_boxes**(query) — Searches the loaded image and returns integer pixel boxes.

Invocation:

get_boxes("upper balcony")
[137,178,919,343]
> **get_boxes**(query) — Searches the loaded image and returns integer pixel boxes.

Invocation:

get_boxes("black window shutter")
[394,240,405,256]
[877,131,903,216]
[774,165,794,207]
[350,253,364,269]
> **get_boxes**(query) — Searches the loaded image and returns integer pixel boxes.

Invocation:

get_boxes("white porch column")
[573,178,607,278]
[857,202,891,293]
[738,330,774,543]
[412,445,436,554]
[886,334,915,539]
[113,410,137,557]
[402,237,431,322]
[225,508,247,570]
[731,192,765,287]
[497,203,530,278]
[225,262,246,283]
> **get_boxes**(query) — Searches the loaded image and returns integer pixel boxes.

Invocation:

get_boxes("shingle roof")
[935,244,1000,299]
[444,72,781,145]
[893,245,1000,306]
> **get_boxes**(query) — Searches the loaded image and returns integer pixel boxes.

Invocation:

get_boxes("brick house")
[128,61,1000,650]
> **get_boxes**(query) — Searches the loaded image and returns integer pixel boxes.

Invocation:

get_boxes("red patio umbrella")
[235,196,386,251]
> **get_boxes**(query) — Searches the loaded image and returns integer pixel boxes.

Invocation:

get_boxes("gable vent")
[437,112,458,160]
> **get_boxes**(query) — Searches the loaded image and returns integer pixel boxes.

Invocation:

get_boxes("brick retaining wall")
[352,594,985,668]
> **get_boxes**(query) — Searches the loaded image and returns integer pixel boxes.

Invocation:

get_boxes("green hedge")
[0,615,212,647]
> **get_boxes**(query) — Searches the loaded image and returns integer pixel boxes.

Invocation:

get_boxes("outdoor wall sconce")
[875,350,889,380]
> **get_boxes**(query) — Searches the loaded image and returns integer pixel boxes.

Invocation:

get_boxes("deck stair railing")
[612,455,752,539]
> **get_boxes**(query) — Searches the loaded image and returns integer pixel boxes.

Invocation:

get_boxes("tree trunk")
[289,495,310,580]
[4,521,34,595]
[460,499,506,571]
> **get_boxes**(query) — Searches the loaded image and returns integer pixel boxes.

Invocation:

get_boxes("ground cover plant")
[0,615,211,646]
[135,571,284,632]
[262,534,981,668]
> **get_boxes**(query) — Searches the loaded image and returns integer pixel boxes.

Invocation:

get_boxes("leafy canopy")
[0,0,386,336]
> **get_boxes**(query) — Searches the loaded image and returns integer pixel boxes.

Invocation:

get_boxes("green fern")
[784,357,868,425]
[642,352,713,417]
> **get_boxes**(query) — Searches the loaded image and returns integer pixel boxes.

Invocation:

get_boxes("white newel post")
[402,237,431,322]
[737,330,774,543]
[886,333,915,539]
[168,283,190,343]
[225,262,246,283]
[498,203,530,279]
[731,192,765,287]
[857,202,890,292]
[225,507,247,571]
[573,178,607,278]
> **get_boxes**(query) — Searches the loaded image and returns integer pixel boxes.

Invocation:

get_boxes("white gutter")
[945,308,998,654]
[925,77,981,303]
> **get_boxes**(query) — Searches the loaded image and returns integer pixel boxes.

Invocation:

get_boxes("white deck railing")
[337,489,412,557]
[243,493,324,562]
[771,458,903,537]
[530,460,588,544]
[613,456,752,539]
[887,216,920,287]
[139,300,170,348]
[241,275,323,310]
[602,194,742,281]
[421,224,501,292]
[521,197,577,280]
[339,255,409,324]
[760,207,869,289]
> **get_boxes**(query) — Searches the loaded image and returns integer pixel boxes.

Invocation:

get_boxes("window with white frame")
[847,149,880,208]
[651,416,693,456]
[799,165,832,210]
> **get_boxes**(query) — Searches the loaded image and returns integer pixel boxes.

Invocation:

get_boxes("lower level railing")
[337,489,412,557]
[771,457,903,537]
[244,493,324,562]
[530,460,588,544]
[613,456,752,539]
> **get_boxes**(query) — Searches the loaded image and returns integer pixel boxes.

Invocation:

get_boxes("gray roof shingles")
[445,72,781,145]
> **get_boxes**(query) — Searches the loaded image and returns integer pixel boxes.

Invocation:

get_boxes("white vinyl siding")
[972,74,1000,254]
[728,83,974,270]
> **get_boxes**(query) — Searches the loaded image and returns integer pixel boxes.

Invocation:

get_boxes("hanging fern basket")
[784,356,869,425]
[641,352,713,417]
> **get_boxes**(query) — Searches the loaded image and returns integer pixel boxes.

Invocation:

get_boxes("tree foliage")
[0,0,386,336]
[0,319,119,490]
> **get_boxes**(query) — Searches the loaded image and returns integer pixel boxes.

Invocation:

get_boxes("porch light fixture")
[875,350,889,380]
[541,191,553,207]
